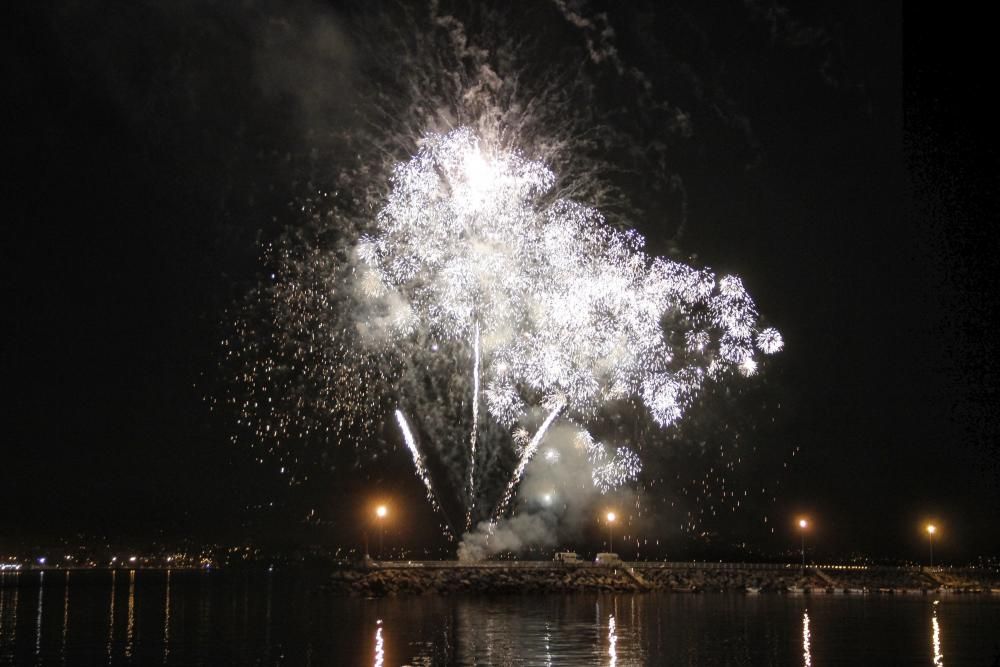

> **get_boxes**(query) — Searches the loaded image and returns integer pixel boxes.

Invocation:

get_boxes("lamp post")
[376,505,388,560]
[926,524,936,568]
[798,518,808,571]
[606,512,617,553]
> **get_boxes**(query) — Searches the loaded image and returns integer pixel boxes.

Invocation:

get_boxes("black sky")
[6,2,998,559]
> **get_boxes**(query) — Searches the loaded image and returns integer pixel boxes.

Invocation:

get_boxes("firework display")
[357,128,781,529]
[209,0,795,545]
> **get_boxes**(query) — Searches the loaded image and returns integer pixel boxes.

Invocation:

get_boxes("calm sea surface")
[1,568,998,666]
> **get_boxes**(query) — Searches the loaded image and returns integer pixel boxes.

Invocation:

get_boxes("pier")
[327,561,1000,597]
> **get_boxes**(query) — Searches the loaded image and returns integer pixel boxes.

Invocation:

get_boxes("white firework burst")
[358,128,780,522]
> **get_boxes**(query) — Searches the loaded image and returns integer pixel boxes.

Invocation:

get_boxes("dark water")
[2,569,999,666]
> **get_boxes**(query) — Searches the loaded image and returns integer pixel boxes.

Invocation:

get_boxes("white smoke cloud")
[458,423,633,560]
[458,514,557,562]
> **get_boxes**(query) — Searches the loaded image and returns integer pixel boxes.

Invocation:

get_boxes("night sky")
[7,2,998,560]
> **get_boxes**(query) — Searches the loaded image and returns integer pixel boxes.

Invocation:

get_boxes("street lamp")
[798,518,809,571]
[926,524,936,568]
[606,512,617,553]
[375,505,388,559]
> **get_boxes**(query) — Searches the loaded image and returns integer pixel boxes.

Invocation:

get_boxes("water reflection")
[125,570,136,658]
[62,571,70,665]
[0,575,6,646]
[373,619,384,667]
[400,596,644,665]
[163,570,171,664]
[106,569,116,664]
[35,571,44,658]
[608,614,617,667]
[802,609,812,667]
[3,572,1000,665]
[932,604,944,666]
[455,600,523,664]
[543,623,552,667]
[0,573,19,648]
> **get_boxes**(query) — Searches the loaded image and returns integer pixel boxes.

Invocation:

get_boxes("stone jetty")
[325,560,1000,598]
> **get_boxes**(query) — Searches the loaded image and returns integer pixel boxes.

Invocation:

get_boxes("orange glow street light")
[376,505,388,559]
[797,518,809,570]
[926,524,937,568]
[606,512,617,553]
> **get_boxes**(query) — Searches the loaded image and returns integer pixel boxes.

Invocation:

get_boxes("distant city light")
[129,556,137,563]
[926,524,936,535]
[376,505,388,518]
[37,557,46,565]
[606,512,616,523]
[799,518,808,529]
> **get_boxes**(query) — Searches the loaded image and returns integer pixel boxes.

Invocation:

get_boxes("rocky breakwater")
[634,564,825,593]
[327,562,639,597]
[325,561,1000,597]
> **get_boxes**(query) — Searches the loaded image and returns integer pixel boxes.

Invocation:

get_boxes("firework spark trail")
[395,409,454,541]
[490,400,566,523]
[466,322,481,532]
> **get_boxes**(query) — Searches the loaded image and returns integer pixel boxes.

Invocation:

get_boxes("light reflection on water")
[802,608,811,667]
[125,571,135,659]
[34,571,43,659]
[932,604,945,667]
[373,619,384,667]
[608,613,617,667]
[162,569,170,664]
[61,571,69,664]
[0,569,999,665]
[105,569,115,664]
[0,573,20,653]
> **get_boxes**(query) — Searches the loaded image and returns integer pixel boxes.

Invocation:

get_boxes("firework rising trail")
[467,322,481,531]
[490,399,566,523]
[396,409,455,542]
